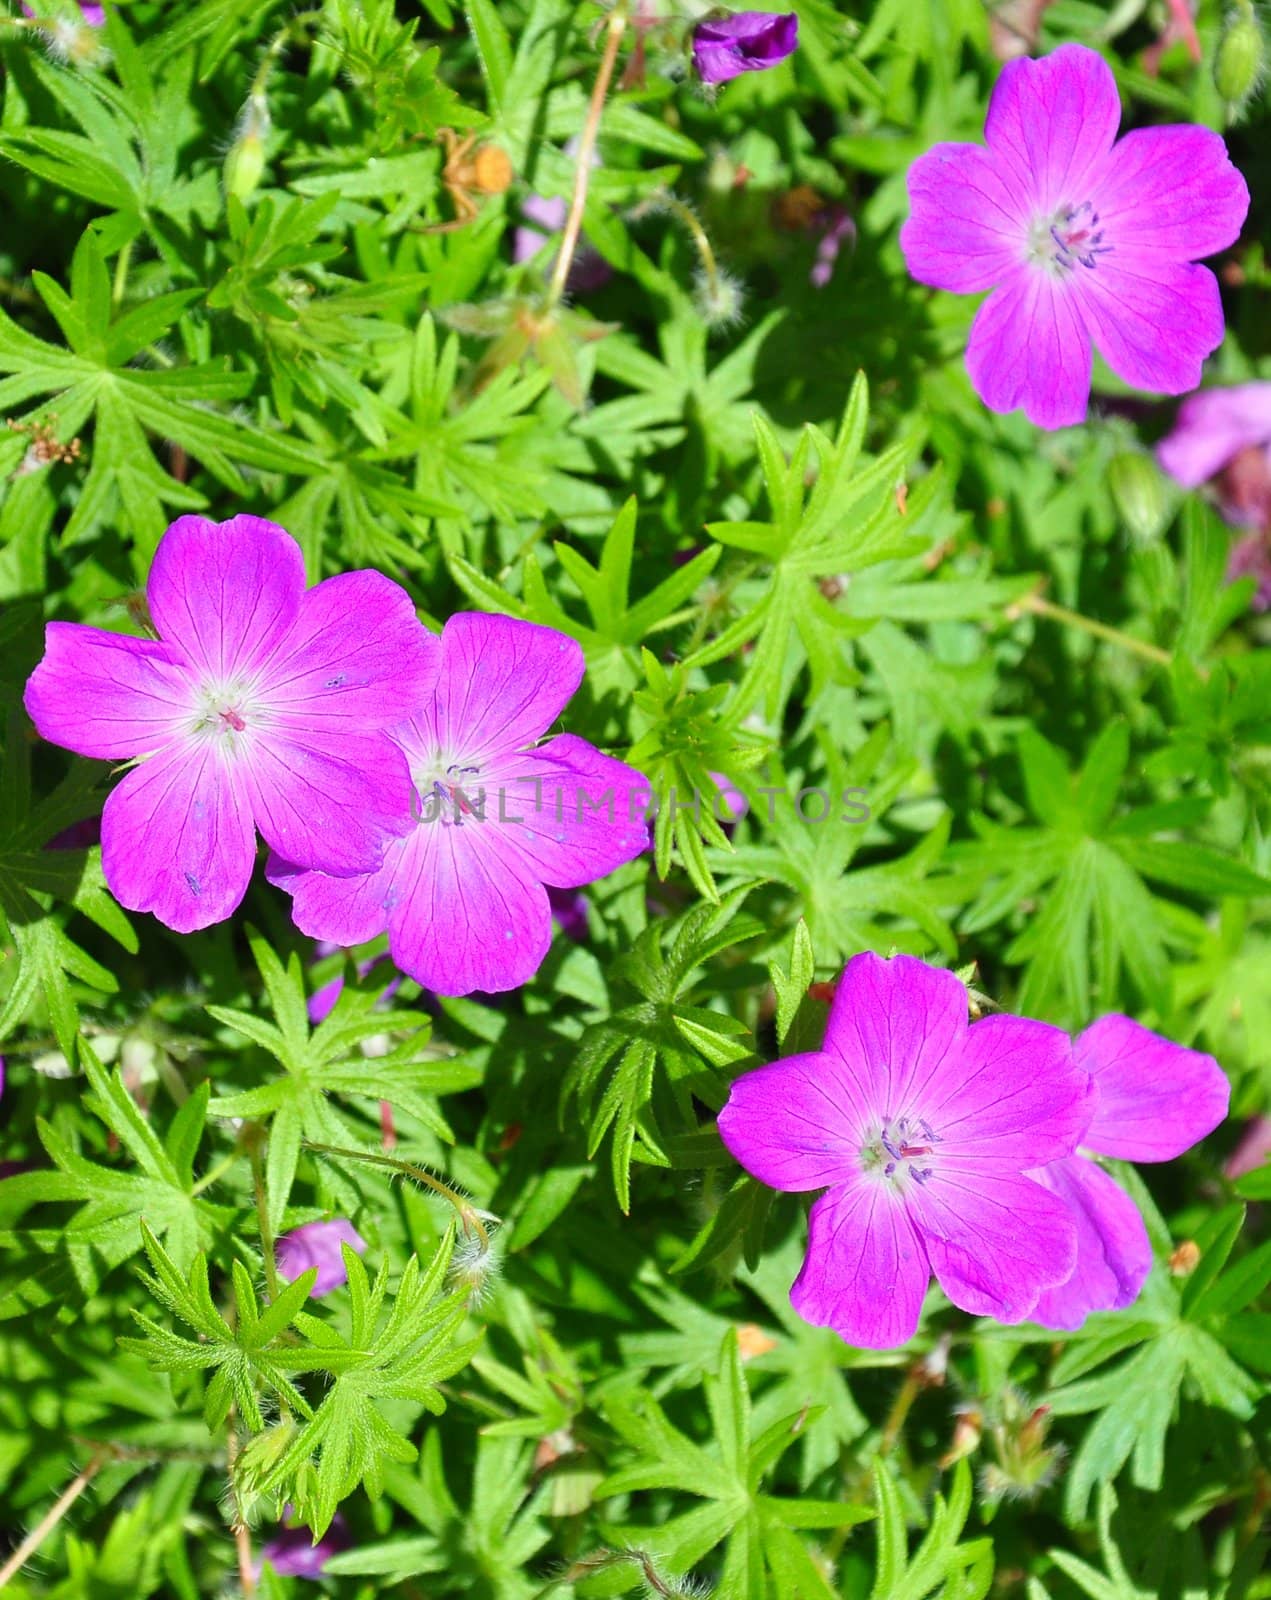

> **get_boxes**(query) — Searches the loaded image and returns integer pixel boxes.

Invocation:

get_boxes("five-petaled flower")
[900,43,1249,429]
[23,515,438,933]
[1028,1015,1228,1329]
[690,11,799,85]
[718,952,1094,1349]
[268,613,650,997]
[276,1218,367,1298]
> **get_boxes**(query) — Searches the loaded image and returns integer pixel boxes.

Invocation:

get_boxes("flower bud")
[223,95,270,204]
[692,266,746,330]
[1214,7,1266,112]
[1108,449,1168,545]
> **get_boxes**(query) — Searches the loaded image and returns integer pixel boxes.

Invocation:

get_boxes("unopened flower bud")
[692,266,746,330]
[224,95,270,204]
[1108,449,1168,545]
[1214,7,1267,112]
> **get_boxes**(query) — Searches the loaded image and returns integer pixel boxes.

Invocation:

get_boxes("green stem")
[658,192,721,298]
[1015,590,1172,668]
[112,240,132,308]
[246,1128,283,1302]
[543,8,627,313]
[303,1141,492,1249]
[192,1147,242,1196]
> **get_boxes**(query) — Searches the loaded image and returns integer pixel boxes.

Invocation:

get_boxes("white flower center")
[1027,200,1112,277]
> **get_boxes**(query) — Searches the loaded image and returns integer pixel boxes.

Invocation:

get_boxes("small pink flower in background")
[900,44,1249,429]
[306,945,400,1024]
[1156,382,1271,528]
[23,515,438,933]
[810,205,856,289]
[515,196,611,294]
[1227,533,1271,612]
[1028,1017,1228,1329]
[276,1219,366,1297]
[270,613,650,997]
[718,952,1093,1349]
[22,2,106,25]
[691,12,799,85]
[258,1508,351,1579]
[1225,1115,1271,1180]
[548,886,590,942]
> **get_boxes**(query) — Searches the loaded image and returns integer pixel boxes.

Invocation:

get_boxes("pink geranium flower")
[900,44,1249,429]
[23,516,438,933]
[717,953,1094,1349]
[1157,382,1271,530]
[691,12,799,84]
[269,613,650,997]
[1028,1016,1229,1329]
[276,1218,367,1297]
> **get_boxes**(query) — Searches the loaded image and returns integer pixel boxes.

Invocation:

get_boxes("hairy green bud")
[1215,7,1267,113]
[1108,449,1168,545]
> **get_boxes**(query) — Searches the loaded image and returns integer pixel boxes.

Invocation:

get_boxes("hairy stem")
[303,1141,493,1249]
[543,8,627,311]
[1012,589,1172,668]
[0,1449,108,1588]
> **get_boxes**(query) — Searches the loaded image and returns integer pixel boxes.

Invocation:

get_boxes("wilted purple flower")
[718,953,1093,1349]
[1028,1016,1228,1330]
[1157,382,1271,528]
[269,613,650,997]
[691,12,799,84]
[276,1219,367,1297]
[900,44,1249,429]
[24,516,438,933]
[259,1508,351,1579]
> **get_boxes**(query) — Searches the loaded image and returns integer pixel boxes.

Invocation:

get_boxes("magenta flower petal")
[421,613,585,762]
[264,569,436,729]
[908,1164,1078,1322]
[1156,382,1271,487]
[965,273,1092,430]
[1076,1014,1229,1161]
[1028,1156,1151,1330]
[389,824,553,996]
[791,1182,931,1350]
[821,951,967,1114]
[276,1218,366,1297]
[901,42,1249,428]
[483,733,651,886]
[101,744,256,933]
[691,12,799,84]
[269,850,392,947]
[1079,257,1225,396]
[719,1053,873,1193]
[720,953,1091,1349]
[983,44,1122,200]
[924,1013,1094,1166]
[23,623,190,761]
[146,514,304,681]
[270,613,649,996]
[900,144,1028,294]
[23,514,439,931]
[1088,125,1251,260]
[240,730,416,876]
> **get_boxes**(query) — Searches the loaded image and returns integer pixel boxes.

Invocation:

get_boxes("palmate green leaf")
[1030,1194,1264,1519]
[682,376,930,721]
[562,884,763,1209]
[0,711,136,1057]
[1,1047,232,1289]
[869,1461,993,1600]
[714,723,955,966]
[949,723,1271,1023]
[207,928,481,1228]
[597,1329,873,1596]
[259,1236,480,1538]
[0,231,315,561]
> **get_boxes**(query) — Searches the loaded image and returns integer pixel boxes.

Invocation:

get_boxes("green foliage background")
[1,0,1269,1595]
